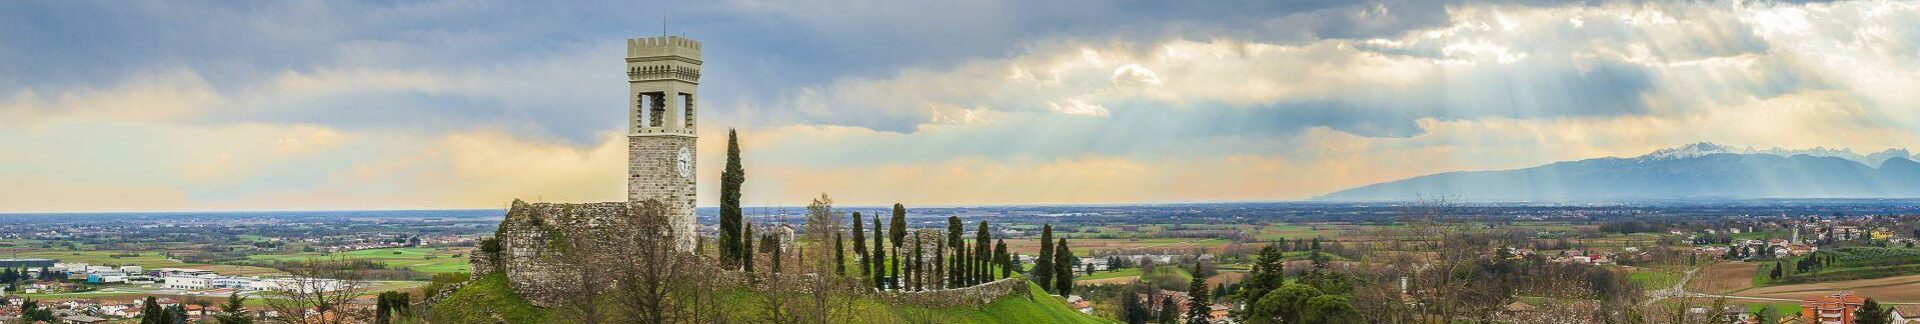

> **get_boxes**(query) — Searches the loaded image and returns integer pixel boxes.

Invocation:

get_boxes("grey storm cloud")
[0,0,1908,146]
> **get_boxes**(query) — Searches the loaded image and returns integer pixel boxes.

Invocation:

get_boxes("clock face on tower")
[676,146,693,178]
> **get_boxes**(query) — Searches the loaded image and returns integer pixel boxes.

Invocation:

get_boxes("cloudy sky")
[3,0,1919,212]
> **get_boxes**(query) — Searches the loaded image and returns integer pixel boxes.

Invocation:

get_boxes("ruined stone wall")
[468,247,498,277]
[492,200,637,307]
[888,277,1032,308]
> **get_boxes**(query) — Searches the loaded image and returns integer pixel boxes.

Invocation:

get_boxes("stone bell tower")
[626,36,700,251]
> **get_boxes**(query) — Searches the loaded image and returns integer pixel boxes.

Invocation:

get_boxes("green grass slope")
[925,281,1111,323]
[426,273,550,323]
[429,275,1109,323]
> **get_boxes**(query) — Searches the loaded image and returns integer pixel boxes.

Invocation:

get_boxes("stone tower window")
[679,93,695,129]
[638,91,666,128]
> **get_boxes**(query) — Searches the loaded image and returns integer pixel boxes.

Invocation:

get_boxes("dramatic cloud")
[3,0,1920,211]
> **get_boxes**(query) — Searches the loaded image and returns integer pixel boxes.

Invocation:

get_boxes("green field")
[3,250,283,275]
[1754,247,1920,286]
[246,247,471,274]
[1627,271,1679,290]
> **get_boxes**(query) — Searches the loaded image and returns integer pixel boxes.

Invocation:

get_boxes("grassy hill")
[429,273,1113,323]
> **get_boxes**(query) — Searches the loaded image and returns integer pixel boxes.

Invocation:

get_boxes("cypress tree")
[913,235,924,291]
[141,296,163,324]
[851,212,867,277]
[891,204,908,248]
[947,216,963,285]
[976,221,991,282]
[771,235,783,274]
[719,129,745,268]
[1054,238,1075,295]
[835,233,846,276]
[1036,224,1055,292]
[890,246,900,290]
[959,241,972,286]
[872,216,885,289]
[742,223,755,273]
[995,239,1010,279]
[889,213,903,290]
[934,239,946,289]
[1158,297,1177,324]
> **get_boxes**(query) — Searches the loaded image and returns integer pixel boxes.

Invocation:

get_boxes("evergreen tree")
[772,235,783,274]
[1122,290,1152,324]
[1054,238,1075,295]
[851,212,867,277]
[891,204,908,248]
[20,298,54,323]
[934,238,946,289]
[889,244,899,290]
[872,216,886,289]
[141,296,165,324]
[743,222,755,273]
[215,293,253,324]
[912,235,924,290]
[1253,283,1321,324]
[719,129,746,268]
[995,239,1011,279]
[889,212,903,290]
[1858,298,1893,324]
[835,233,847,276]
[1036,224,1055,292]
[374,291,411,324]
[1010,253,1025,274]
[1236,244,1285,306]
[958,241,971,286]
[976,221,991,282]
[165,303,190,324]
[1157,296,1178,324]
[947,216,963,285]
[1186,264,1212,324]
[1302,295,1361,324]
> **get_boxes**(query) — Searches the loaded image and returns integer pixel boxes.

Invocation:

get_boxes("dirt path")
[1646,266,1700,305]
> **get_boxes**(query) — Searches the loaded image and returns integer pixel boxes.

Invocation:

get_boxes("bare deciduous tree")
[616,199,688,324]
[559,224,611,324]
[262,257,367,324]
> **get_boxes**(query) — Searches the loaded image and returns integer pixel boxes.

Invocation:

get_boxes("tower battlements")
[626,36,701,61]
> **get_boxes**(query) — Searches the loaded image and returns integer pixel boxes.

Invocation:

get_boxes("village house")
[1800,291,1865,324]
[1065,295,1092,314]
[1137,289,1193,318]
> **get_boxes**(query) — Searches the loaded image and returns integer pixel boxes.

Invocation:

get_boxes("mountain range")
[1316,142,1920,202]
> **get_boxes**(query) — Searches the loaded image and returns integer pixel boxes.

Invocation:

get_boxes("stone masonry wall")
[493,200,636,307]
[628,135,697,251]
[888,277,1032,308]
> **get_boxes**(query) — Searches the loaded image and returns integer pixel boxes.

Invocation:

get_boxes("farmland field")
[246,247,472,274]
[1731,274,1920,302]
[1688,262,1758,294]
[3,250,284,276]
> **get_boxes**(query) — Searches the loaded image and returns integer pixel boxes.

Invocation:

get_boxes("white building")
[164,276,212,290]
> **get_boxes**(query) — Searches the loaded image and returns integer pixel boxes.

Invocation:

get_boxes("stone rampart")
[491,200,637,307]
[886,277,1031,309]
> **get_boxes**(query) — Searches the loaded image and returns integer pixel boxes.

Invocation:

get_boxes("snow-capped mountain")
[1638,142,1916,167]
[1318,142,1920,202]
